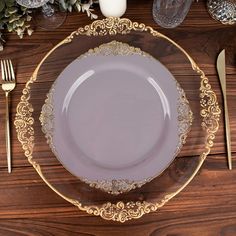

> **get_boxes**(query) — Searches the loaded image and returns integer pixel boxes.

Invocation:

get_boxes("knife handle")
[223,95,232,170]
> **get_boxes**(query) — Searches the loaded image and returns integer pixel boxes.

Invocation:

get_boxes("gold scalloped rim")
[14,17,220,223]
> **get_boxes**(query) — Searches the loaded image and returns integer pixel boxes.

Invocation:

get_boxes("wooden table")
[0,0,235,235]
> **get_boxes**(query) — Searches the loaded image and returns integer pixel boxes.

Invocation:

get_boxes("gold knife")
[217,49,232,170]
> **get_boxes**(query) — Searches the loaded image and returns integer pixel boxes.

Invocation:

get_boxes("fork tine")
[6,60,11,81]
[1,60,5,81]
[3,60,8,81]
[9,60,15,80]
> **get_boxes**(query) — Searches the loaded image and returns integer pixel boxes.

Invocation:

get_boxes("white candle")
[99,0,127,17]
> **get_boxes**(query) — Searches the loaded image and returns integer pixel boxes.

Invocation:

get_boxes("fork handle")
[5,92,11,173]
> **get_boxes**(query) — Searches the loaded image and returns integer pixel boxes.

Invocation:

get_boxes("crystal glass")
[207,0,236,25]
[153,0,193,28]
[16,0,67,30]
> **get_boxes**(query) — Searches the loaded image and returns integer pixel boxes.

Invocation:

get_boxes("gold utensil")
[1,59,16,173]
[217,49,232,170]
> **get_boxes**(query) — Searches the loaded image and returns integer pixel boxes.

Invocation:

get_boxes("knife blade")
[217,49,232,170]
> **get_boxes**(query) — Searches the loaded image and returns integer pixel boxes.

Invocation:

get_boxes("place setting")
[0,0,234,223]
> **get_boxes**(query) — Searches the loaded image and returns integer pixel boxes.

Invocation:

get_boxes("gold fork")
[1,60,16,173]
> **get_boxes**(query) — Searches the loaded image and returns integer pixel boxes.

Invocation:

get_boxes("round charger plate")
[14,18,221,222]
[39,40,193,195]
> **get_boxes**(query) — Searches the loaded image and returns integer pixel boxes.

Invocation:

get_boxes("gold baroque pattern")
[176,83,194,152]
[14,17,220,222]
[86,40,150,57]
[39,40,193,195]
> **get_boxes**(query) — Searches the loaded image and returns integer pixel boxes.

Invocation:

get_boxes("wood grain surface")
[0,0,235,235]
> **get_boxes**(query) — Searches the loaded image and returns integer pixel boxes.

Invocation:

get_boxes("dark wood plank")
[1,0,236,86]
[0,213,235,236]
[0,76,234,167]
[0,154,235,216]
[0,154,235,236]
